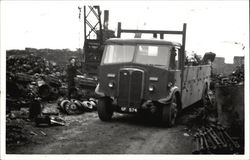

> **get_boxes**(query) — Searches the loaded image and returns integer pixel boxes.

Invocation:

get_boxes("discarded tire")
[64,100,82,115]
[58,99,70,113]
[82,101,94,111]
[71,99,85,112]
[38,84,50,99]
[57,97,97,114]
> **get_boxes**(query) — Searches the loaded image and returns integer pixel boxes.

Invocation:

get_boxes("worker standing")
[67,57,78,98]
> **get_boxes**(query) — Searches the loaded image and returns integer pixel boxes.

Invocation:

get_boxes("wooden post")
[160,34,164,39]
[180,23,187,95]
[117,22,121,38]
[153,33,157,38]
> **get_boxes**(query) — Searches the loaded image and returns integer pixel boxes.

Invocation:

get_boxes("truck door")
[170,47,181,90]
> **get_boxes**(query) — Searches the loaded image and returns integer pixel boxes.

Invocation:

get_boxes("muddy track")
[7,112,194,154]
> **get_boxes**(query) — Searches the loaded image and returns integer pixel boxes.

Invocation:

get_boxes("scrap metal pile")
[6,54,67,102]
[211,64,244,87]
[191,64,245,154]
[7,54,65,76]
[6,54,98,106]
[6,54,99,145]
[192,124,241,154]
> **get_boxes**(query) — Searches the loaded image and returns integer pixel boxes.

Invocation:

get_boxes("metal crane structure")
[83,6,103,76]
[83,6,115,76]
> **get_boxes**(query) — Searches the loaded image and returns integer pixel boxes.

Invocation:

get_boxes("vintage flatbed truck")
[95,23,214,127]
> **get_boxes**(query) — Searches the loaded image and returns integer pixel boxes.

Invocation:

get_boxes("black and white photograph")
[0,0,249,160]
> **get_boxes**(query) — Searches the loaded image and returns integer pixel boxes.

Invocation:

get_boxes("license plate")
[121,107,137,112]
[128,108,137,112]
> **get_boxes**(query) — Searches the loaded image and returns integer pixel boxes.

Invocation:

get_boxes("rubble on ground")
[6,111,31,146]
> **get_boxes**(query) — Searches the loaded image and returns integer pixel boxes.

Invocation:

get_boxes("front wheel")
[97,97,114,121]
[162,95,178,127]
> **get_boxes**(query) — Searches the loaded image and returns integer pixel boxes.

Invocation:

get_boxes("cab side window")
[170,47,179,69]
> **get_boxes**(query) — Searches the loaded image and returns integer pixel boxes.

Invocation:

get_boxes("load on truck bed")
[95,23,215,127]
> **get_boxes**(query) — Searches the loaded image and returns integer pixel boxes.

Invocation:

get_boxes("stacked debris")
[185,52,216,66]
[8,55,52,75]
[211,64,244,87]
[6,54,67,104]
[6,54,98,102]
[73,75,98,99]
[6,71,41,113]
[192,124,242,154]
[37,75,63,100]
[190,64,245,154]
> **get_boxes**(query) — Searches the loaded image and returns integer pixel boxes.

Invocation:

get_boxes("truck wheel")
[162,95,178,127]
[97,97,113,121]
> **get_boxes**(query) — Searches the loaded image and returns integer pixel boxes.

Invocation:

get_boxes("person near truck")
[67,57,81,98]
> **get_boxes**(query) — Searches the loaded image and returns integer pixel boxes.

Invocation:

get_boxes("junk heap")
[191,64,245,154]
[6,53,98,145]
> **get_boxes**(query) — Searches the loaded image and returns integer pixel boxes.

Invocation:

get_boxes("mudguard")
[95,83,105,97]
[158,86,180,104]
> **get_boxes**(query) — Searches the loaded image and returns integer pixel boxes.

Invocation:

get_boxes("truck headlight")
[108,82,115,88]
[167,82,173,88]
[149,85,155,92]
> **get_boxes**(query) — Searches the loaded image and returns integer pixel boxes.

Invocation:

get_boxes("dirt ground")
[6,107,196,154]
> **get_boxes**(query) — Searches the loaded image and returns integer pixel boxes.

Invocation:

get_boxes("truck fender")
[158,86,180,104]
[95,83,105,97]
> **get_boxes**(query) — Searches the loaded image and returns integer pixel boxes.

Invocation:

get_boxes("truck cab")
[95,23,212,127]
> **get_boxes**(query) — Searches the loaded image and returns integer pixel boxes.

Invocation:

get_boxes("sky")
[1,1,249,63]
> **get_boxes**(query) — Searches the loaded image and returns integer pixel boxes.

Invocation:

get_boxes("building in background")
[212,56,244,75]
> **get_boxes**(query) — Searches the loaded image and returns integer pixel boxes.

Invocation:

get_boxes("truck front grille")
[117,69,144,108]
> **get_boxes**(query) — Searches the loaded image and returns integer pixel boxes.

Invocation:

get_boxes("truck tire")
[97,97,113,121]
[162,95,178,127]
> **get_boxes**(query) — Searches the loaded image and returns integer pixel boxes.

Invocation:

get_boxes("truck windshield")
[103,45,135,64]
[103,44,171,67]
[135,45,171,66]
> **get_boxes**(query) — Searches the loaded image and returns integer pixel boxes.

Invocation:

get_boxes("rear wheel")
[97,97,114,121]
[162,95,178,127]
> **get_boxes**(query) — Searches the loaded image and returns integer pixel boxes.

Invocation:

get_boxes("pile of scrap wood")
[192,124,242,154]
